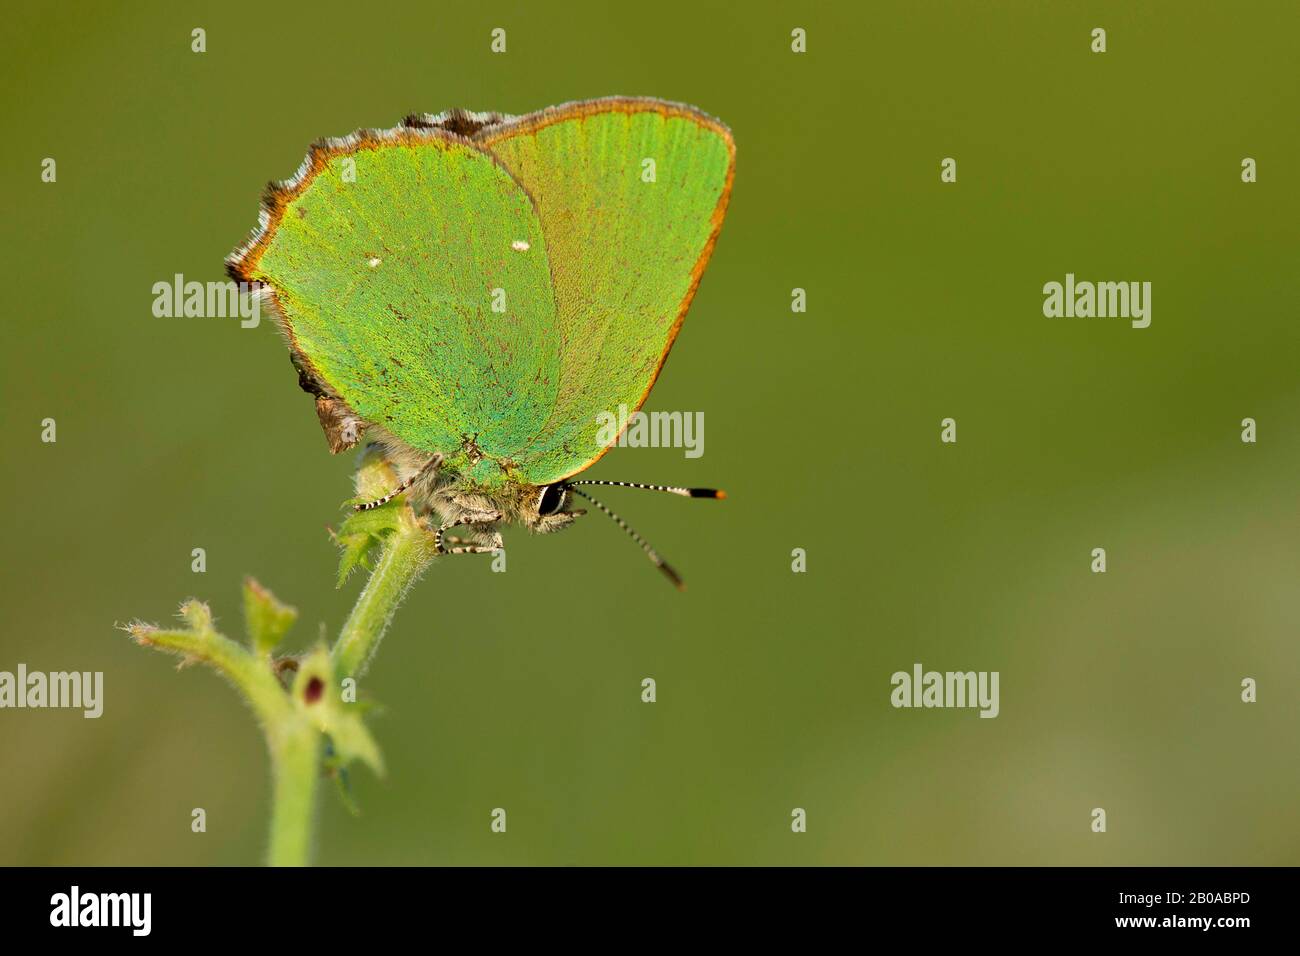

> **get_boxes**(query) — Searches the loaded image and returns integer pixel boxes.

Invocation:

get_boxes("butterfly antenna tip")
[567,486,687,590]
[567,480,727,500]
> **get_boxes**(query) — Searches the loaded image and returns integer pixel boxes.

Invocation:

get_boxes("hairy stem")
[130,619,289,727]
[266,718,320,867]
[128,611,321,865]
[333,520,436,680]
[128,457,425,866]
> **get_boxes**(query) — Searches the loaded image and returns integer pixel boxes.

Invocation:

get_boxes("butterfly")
[227,97,735,588]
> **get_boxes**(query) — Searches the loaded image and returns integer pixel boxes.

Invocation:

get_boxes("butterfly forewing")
[479,98,735,484]
[234,132,562,462]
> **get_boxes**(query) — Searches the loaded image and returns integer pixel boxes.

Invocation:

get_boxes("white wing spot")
[367,257,382,268]
[511,240,530,252]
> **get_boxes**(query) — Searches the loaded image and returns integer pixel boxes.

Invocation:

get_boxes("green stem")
[128,466,431,866]
[130,619,289,727]
[128,611,322,866]
[264,515,431,864]
[333,523,436,679]
[266,719,320,867]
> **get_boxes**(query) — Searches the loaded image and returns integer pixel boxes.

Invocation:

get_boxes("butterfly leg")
[439,533,504,557]
[435,511,503,556]
[440,534,490,548]
[354,453,444,512]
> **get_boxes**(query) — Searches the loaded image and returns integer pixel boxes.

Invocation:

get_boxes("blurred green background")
[2,0,1297,866]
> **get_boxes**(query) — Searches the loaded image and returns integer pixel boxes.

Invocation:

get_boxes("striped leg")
[440,534,496,549]
[355,453,444,512]
[435,511,503,556]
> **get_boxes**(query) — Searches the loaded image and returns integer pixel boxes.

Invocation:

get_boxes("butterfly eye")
[536,484,568,516]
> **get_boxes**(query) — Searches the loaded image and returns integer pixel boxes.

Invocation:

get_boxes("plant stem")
[262,515,432,865]
[266,718,320,867]
[129,619,290,728]
[129,465,431,866]
[333,521,436,680]
[127,612,320,865]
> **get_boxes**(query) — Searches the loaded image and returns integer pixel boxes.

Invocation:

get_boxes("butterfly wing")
[478,98,735,484]
[228,129,562,462]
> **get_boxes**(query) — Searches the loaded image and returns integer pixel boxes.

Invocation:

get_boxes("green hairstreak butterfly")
[227,97,735,587]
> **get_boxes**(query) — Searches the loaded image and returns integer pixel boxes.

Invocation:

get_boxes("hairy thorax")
[367,426,579,537]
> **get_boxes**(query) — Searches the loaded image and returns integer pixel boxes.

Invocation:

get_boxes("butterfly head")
[517,482,585,535]
[522,479,725,589]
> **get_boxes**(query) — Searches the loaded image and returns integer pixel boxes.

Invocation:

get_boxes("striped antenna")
[354,453,444,512]
[565,480,726,500]
[567,487,686,590]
